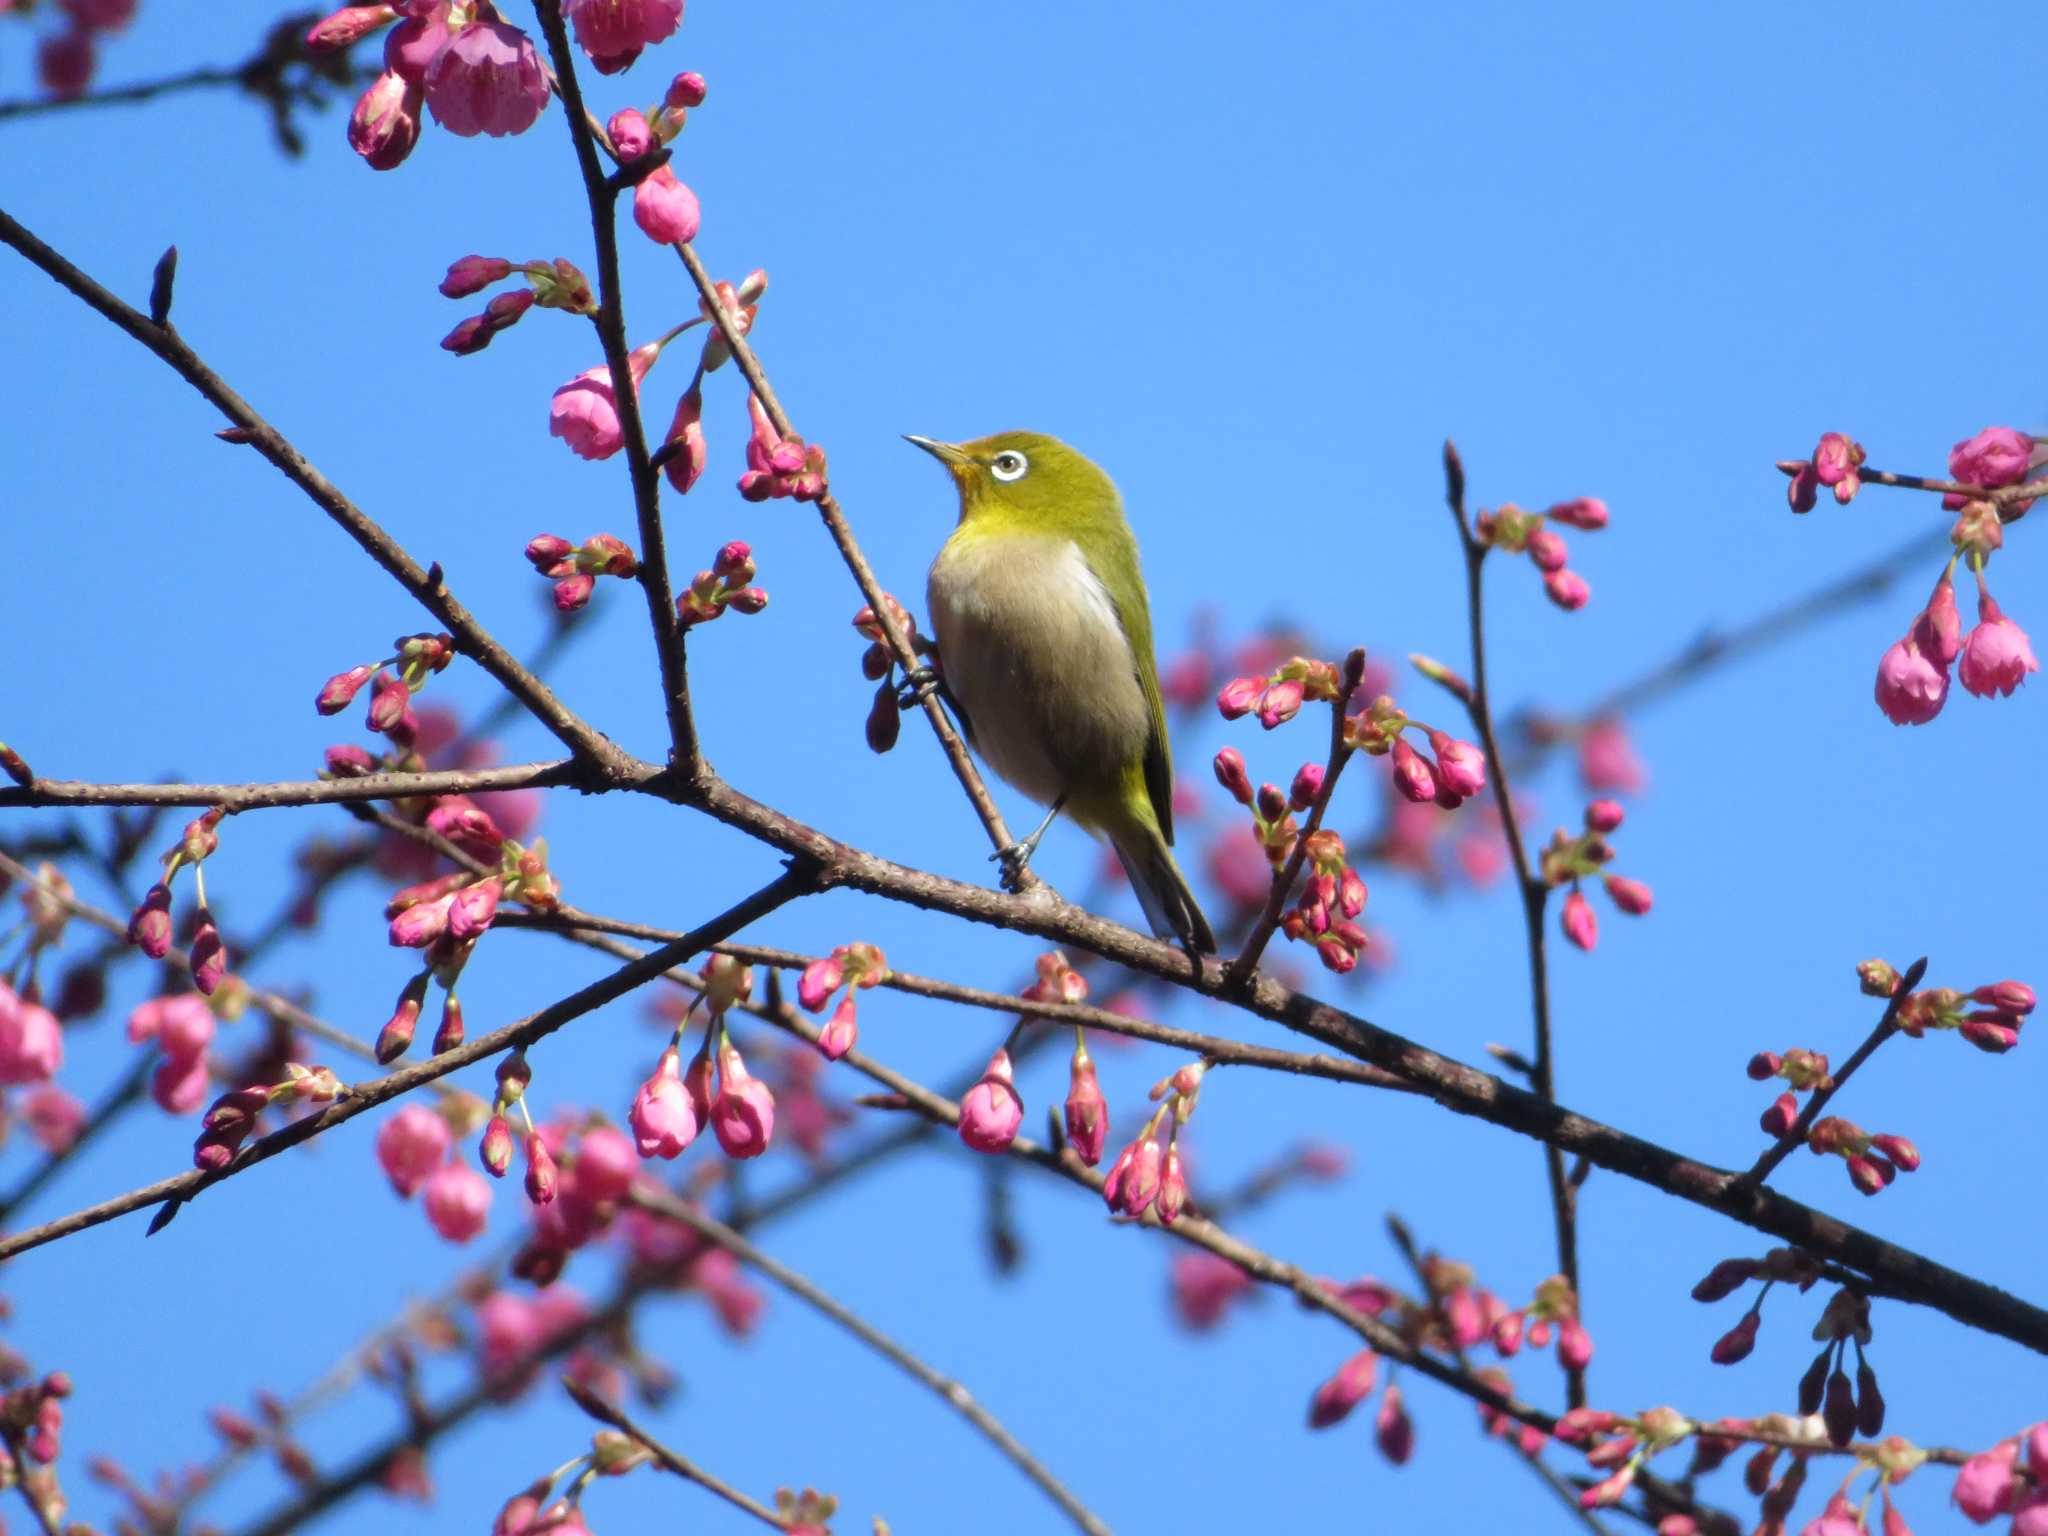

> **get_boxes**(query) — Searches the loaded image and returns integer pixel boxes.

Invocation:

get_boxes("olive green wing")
[1076,520,1177,847]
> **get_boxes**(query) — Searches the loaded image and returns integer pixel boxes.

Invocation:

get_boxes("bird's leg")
[991,794,1066,892]
[895,665,942,708]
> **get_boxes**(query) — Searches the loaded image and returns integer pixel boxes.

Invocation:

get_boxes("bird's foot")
[989,834,1045,893]
[895,665,940,710]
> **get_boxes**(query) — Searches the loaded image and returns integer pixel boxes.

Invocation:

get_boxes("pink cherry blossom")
[1578,718,1644,793]
[1561,889,1598,951]
[423,18,548,137]
[549,344,658,461]
[1953,1439,2019,1522]
[348,69,424,171]
[607,106,653,160]
[629,1047,700,1159]
[816,994,858,1060]
[151,1052,211,1115]
[1063,1044,1108,1165]
[128,994,215,1059]
[1949,426,2034,498]
[1544,568,1591,611]
[22,1086,85,1154]
[1958,592,2039,699]
[375,1104,452,1198]
[957,1047,1023,1154]
[565,0,683,67]
[710,1047,776,1159]
[573,1125,637,1203]
[1874,635,1949,725]
[306,5,398,52]
[1307,1348,1378,1429]
[421,1159,492,1242]
[1603,875,1653,915]
[1170,1252,1254,1331]
[633,165,701,245]
[1428,731,1487,797]
[0,991,62,1085]
[475,1291,543,1377]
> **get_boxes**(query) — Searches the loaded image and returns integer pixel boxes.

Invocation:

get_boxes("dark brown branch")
[1745,958,1928,1185]
[530,1,700,778]
[630,1193,1113,1536]
[0,865,816,1263]
[0,760,587,813]
[1442,440,1581,1405]
[0,206,635,780]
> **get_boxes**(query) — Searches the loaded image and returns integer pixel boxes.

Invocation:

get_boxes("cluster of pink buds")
[1953,1423,2048,1528]
[0,978,64,1089]
[1542,799,1652,951]
[1875,563,2037,727]
[1473,497,1608,611]
[439,256,596,354]
[317,2,556,171]
[470,1048,559,1211]
[1792,1289,1885,1448]
[676,540,768,627]
[1749,1046,1833,1138]
[374,1098,497,1243]
[1345,695,1488,810]
[1690,1244,1821,1366]
[1863,959,2035,1055]
[796,942,888,1060]
[2,1371,70,1469]
[192,1064,341,1170]
[1785,432,1868,510]
[524,532,639,612]
[314,631,457,749]
[31,0,136,102]
[510,1116,643,1284]
[1806,1116,1920,1198]
[125,807,236,994]
[127,993,221,1114]
[1300,1339,1413,1464]
[738,392,827,502]
[1489,1273,1595,1377]
[850,595,937,754]
[607,98,702,247]
[1100,1060,1205,1224]
[1556,1405,1695,1511]
[1216,653,1345,731]
[630,1009,776,1164]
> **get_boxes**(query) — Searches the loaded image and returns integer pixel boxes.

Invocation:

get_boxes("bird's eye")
[989,450,1029,482]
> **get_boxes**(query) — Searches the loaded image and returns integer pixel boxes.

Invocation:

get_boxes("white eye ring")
[989,450,1029,482]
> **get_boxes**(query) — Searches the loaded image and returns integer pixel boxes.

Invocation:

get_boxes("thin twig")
[563,1379,795,1529]
[0,207,634,779]
[0,760,586,812]
[631,1192,1114,1536]
[1441,440,1582,1406]
[1745,957,1928,1185]
[531,0,700,779]
[1774,459,2044,513]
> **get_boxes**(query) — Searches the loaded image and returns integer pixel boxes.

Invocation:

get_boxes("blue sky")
[3,3,2045,1532]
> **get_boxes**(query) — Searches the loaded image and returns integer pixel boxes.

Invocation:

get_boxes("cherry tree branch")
[1440,440,1582,1406]
[0,760,587,813]
[627,1193,1116,1535]
[1745,958,1928,1186]
[0,864,816,1263]
[0,206,636,780]
[667,240,1034,878]
[562,1379,798,1530]
[530,0,699,778]
[0,1424,63,1536]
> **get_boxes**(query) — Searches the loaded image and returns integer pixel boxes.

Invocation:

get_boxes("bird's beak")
[903,434,973,469]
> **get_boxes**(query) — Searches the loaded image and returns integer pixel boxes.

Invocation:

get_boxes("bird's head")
[904,431,1119,531]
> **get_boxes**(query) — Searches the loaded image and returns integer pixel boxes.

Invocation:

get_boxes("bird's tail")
[1111,823,1216,954]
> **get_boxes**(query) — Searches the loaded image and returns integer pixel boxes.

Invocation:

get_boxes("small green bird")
[907,430,1216,953]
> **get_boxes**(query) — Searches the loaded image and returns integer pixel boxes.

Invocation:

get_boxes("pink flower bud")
[1064,1045,1108,1166]
[797,956,844,1013]
[1527,527,1568,572]
[1104,1130,1165,1217]
[1427,731,1487,797]
[958,1047,1024,1154]
[376,977,425,1063]
[422,1160,492,1242]
[1960,1017,2020,1053]
[1544,568,1591,611]
[1603,875,1652,915]
[480,1113,514,1177]
[1916,569,1962,666]
[389,892,453,949]
[1973,981,2035,1015]
[1869,1134,1919,1172]
[348,69,423,171]
[1211,747,1253,805]
[189,920,226,995]
[432,994,465,1054]
[128,883,173,958]
[1556,1315,1593,1370]
[525,533,573,570]
[1257,678,1305,729]
[550,348,656,462]
[324,744,376,777]
[1760,1091,1798,1136]
[1546,497,1608,531]
[1709,1313,1760,1363]
[1958,591,2039,699]
[607,107,652,160]
[1307,1349,1378,1429]
[1875,635,1949,725]
[1154,1143,1189,1225]
[375,1104,451,1198]
[448,878,501,941]
[1390,737,1437,803]
[817,994,859,1060]
[523,1132,557,1205]
[366,671,410,734]
[1584,799,1624,834]
[1216,676,1264,719]
[1561,889,1597,951]
[1375,1383,1414,1465]
[0,994,62,1086]
[1949,426,2035,491]
[150,1052,209,1114]
[551,572,595,612]
[440,254,514,298]
[1746,1051,1782,1081]
[1288,761,1324,811]
[307,5,397,51]
[630,1048,701,1159]
[666,70,707,109]
[316,664,374,715]
[633,165,701,246]
[710,1046,775,1159]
